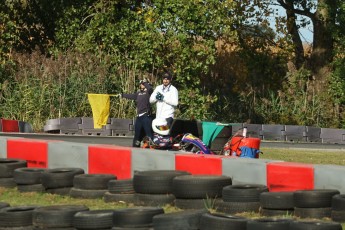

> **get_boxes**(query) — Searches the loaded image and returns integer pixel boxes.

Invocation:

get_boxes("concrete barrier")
[222,157,281,186]
[1,135,345,193]
[314,164,345,193]
[48,141,88,170]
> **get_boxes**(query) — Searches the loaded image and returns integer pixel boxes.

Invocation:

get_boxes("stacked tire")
[172,175,232,210]
[32,204,89,229]
[199,213,248,230]
[331,194,345,222]
[0,158,27,188]
[133,170,190,207]
[293,189,340,219]
[73,210,114,230]
[247,217,292,230]
[259,192,294,217]
[289,220,342,230]
[70,174,116,199]
[153,209,208,230]
[112,207,164,229]
[41,168,85,195]
[0,205,38,229]
[104,179,136,204]
[13,167,47,193]
[217,184,268,214]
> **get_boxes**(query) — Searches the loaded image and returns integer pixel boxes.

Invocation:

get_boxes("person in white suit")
[149,72,178,128]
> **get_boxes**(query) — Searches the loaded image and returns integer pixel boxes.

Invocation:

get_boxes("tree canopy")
[0,0,344,130]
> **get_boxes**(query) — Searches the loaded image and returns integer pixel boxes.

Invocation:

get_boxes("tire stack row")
[293,189,340,219]
[70,174,116,199]
[13,167,47,193]
[331,194,345,222]
[217,184,268,214]
[172,175,232,210]
[259,189,340,220]
[104,179,137,204]
[199,212,342,230]
[133,170,190,207]
[0,158,27,188]
[259,192,295,217]
[41,167,85,195]
[0,203,165,230]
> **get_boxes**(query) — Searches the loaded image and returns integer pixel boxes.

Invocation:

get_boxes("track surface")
[1,132,345,151]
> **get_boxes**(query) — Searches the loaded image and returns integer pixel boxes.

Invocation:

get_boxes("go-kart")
[141,133,214,154]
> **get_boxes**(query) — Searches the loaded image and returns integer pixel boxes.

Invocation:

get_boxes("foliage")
[0,0,344,129]
[0,51,136,131]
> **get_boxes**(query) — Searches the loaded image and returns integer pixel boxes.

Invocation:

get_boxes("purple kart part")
[181,133,212,154]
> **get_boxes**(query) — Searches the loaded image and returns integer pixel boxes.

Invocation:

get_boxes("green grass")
[260,148,345,166]
[0,147,345,228]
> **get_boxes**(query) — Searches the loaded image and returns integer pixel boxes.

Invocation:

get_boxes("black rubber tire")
[153,209,208,230]
[172,175,232,199]
[0,159,27,178]
[294,207,332,219]
[0,178,17,188]
[199,213,247,230]
[113,207,164,228]
[73,174,116,190]
[41,168,84,189]
[293,189,340,208]
[17,184,45,193]
[0,206,38,227]
[33,228,76,230]
[331,194,345,211]
[111,227,152,230]
[222,184,268,202]
[216,200,260,214]
[135,193,175,207]
[108,179,134,194]
[32,205,89,228]
[247,217,292,230]
[0,226,35,230]
[331,210,345,222]
[260,208,294,217]
[73,210,114,229]
[13,168,46,185]
[69,187,107,199]
[289,220,342,230]
[133,170,191,194]
[259,192,294,209]
[103,192,137,204]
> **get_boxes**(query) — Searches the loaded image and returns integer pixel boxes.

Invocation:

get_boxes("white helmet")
[152,118,170,135]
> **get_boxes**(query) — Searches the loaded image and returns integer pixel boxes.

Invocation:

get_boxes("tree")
[274,0,339,80]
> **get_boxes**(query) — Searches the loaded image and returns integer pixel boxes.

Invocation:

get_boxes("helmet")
[152,118,170,135]
[161,72,172,80]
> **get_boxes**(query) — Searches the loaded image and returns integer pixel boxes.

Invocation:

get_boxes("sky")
[270,4,314,44]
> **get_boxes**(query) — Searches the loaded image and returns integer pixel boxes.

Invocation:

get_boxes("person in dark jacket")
[121,79,154,147]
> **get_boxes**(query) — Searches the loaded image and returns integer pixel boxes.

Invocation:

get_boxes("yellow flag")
[87,94,110,129]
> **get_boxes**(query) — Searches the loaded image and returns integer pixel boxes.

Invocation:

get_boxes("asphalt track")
[1,132,345,151]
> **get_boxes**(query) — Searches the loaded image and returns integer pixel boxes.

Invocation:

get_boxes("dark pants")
[133,115,153,147]
[166,117,174,128]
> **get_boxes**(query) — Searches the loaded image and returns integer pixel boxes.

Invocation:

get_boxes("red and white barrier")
[1,136,344,193]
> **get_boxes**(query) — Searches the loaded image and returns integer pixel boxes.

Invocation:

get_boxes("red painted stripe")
[267,162,314,192]
[175,154,224,175]
[88,145,131,179]
[7,139,48,168]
